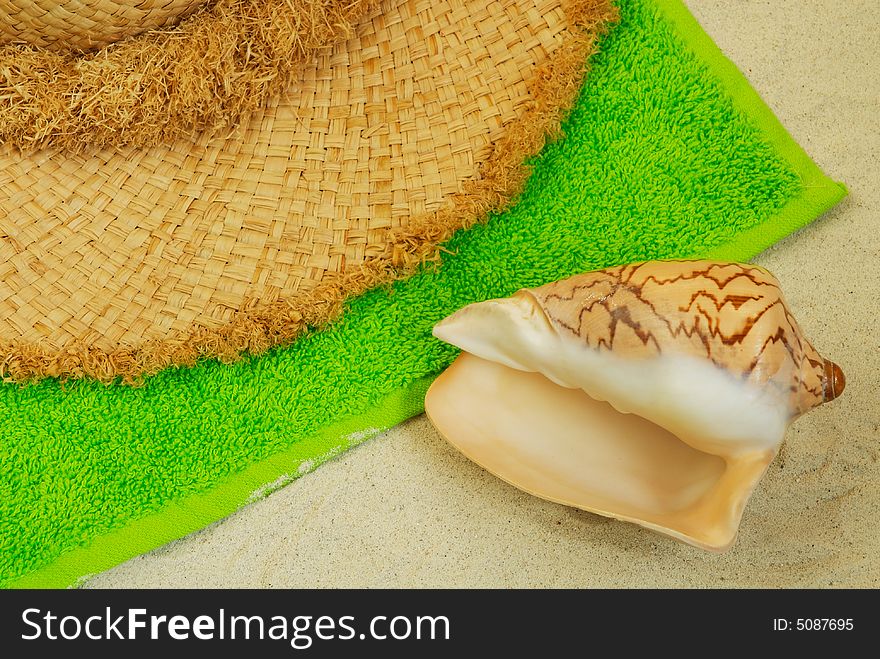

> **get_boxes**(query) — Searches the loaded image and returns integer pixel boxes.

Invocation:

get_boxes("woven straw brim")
[0,0,617,383]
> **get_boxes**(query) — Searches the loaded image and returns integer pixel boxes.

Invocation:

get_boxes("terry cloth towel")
[0,0,846,588]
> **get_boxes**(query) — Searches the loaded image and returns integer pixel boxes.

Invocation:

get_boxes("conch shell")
[425,260,845,551]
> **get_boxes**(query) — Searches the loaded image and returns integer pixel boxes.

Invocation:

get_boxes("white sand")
[87,0,880,588]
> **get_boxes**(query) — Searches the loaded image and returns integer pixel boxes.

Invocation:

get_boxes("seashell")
[424,260,845,551]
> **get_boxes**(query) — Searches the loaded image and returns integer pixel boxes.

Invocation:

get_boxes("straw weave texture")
[0,0,204,50]
[0,0,617,382]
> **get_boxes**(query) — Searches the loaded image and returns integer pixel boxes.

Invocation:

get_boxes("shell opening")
[425,353,775,551]
[427,294,793,551]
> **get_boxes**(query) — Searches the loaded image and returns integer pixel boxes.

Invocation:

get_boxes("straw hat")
[0,0,616,382]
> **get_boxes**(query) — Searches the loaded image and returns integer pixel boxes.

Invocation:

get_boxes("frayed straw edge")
[0,0,619,385]
[0,0,382,151]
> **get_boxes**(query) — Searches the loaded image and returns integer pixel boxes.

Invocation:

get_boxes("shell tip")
[823,359,846,402]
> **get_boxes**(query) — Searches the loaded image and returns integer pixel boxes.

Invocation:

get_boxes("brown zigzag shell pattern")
[527,260,844,418]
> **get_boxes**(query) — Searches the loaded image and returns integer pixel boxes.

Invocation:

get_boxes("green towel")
[0,0,845,588]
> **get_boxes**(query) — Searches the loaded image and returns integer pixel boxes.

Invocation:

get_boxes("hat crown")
[0,0,205,51]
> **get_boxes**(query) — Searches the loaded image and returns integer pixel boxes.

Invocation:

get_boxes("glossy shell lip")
[425,353,774,552]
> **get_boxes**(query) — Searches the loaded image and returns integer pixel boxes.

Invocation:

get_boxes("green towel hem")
[652,0,847,260]
[10,0,846,589]
[8,376,434,588]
